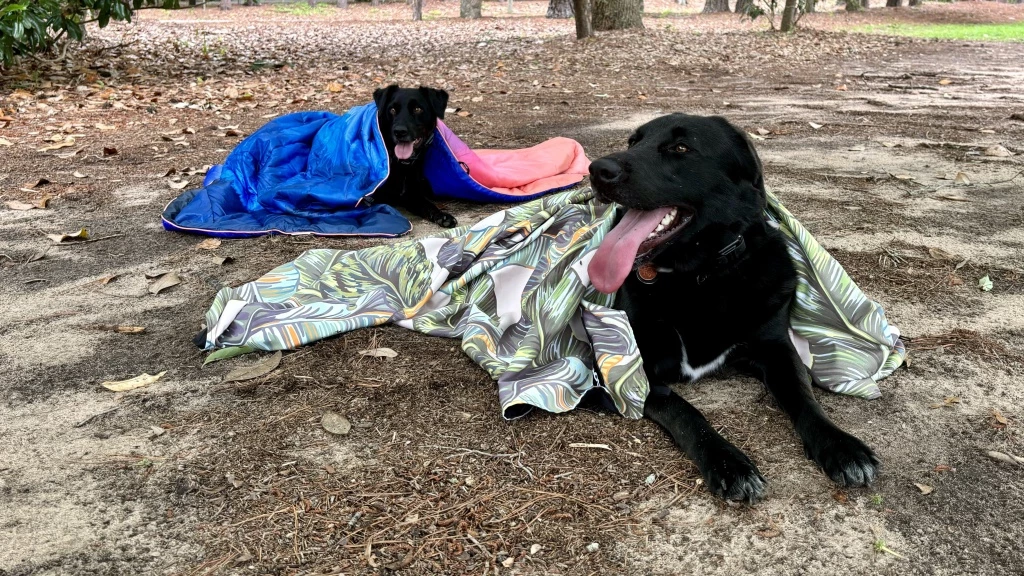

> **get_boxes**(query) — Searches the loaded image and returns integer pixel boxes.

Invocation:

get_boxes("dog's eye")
[413,106,423,114]
[673,144,689,153]
[389,107,397,116]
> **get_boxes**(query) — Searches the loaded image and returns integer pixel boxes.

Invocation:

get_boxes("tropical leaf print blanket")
[200,187,905,420]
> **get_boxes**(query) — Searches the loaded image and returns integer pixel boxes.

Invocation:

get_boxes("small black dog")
[371,84,457,228]
[588,113,879,502]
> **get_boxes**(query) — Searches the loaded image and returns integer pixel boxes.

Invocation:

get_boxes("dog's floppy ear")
[739,130,766,195]
[711,116,766,200]
[420,86,449,120]
[373,84,399,111]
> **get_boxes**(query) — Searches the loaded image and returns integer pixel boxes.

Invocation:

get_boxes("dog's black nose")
[393,127,410,140]
[590,158,624,185]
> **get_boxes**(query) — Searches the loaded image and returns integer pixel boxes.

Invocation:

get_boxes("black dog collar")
[635,234,747,285]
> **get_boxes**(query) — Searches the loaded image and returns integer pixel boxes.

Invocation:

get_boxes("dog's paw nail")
[703,447,766,503]
[810,431,879,488]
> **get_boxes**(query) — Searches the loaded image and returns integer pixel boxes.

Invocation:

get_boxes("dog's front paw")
[803,426,880,487]
[699,442,767,503]
[433,212,458,228]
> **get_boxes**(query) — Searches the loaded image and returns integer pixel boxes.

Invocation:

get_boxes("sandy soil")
[1,2,1023,575]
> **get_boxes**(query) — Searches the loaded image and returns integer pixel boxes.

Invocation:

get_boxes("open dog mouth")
[588,204,695,294]
[394,138,423,161]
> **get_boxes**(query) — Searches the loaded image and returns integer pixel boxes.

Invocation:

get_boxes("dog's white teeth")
[660,215,672,225]
[647,232,657,239]
[655,224,665,232]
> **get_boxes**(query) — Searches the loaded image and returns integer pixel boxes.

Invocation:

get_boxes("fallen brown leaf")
[223,351,282,382]
[914,483,933,495]
[196,238,222,250]
[101,371,167,392]
[321,411,352,435]
[46,228,89,243]
[148,271,181,294]
[983,145,1012,158]
[928,247,957,261]
[359,347,398,358]
[38,138,77,152]
[993,409,1008,426]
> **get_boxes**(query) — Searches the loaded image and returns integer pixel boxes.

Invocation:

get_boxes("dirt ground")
[2,2,1023,575]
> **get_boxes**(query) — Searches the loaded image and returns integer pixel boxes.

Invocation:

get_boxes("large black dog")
[371,84,458,228]
[587,114,879,502]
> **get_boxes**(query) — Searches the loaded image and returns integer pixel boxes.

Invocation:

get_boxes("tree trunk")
[573,0,593,38]
[886,0,899,6]
[702,0,729,12]
[735,0,751,13]
[547,0,575,18]
[413,0,423,18]
[337,0,348,7]
[371,0,381,6]
[862,0,869,8]
[592,0,644,30]
[220,0,230,9]
[308,0,315,7]
[804,0,815,13]
[845,0,860,11]
[460,0,482,17]
[508,0,514,13]
[908,0,920,5]
[779,0,797,30]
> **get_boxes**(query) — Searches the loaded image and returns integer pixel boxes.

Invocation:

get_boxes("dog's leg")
[751,335,880,487]
[644,391,767,503]
[635,322,766,502]
[403,177,457,228]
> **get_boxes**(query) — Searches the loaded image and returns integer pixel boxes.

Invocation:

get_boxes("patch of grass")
[274,2,335,16]
[852,22,1024,42]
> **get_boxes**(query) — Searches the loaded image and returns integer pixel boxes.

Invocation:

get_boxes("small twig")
[981,169,1024,187]
[73,406,119,428]
[55,233,125,246]
[464,532,492,561]
[423,445,519,459]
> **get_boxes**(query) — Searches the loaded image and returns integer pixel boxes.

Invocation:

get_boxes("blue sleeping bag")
[161,103,588,238]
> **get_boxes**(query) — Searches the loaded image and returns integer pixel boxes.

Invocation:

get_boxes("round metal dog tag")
[637,263,658,284]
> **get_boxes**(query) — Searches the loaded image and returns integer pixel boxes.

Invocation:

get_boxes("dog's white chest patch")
[680,343,733,382]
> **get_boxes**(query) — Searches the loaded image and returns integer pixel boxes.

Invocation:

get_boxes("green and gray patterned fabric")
[201,187,905,419]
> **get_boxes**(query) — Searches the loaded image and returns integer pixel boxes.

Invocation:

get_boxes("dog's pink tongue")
[395,142,414,160]
[588,207,674,294]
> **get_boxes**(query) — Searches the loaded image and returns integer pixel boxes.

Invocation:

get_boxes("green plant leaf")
[203,345,257,366]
